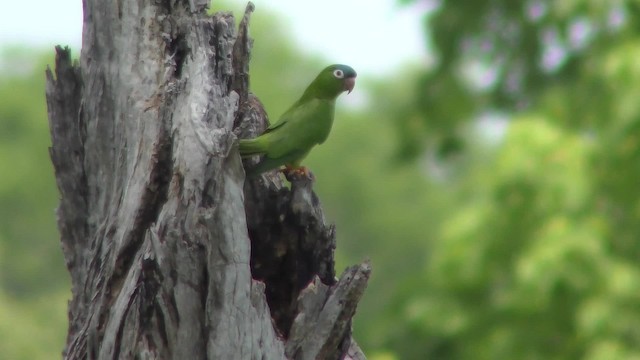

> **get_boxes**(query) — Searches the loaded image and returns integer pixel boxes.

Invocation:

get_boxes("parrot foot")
[282,166,315,182]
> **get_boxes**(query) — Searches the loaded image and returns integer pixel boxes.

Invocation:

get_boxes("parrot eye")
[333,69,344,78]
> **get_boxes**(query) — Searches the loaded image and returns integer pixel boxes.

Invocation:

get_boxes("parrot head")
[301,64,357,100]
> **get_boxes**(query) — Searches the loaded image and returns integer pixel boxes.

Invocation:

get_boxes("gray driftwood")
[45,1,369,359]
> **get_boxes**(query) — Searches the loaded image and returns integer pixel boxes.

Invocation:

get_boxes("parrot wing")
[239,98,335,176]
[259,98,334,159]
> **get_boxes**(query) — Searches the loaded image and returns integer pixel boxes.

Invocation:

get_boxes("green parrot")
[239,64,357,178]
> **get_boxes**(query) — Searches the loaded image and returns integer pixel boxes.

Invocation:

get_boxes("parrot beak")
[344,77,356,94]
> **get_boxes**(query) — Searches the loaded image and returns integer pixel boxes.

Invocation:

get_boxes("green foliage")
[0,48,69,358]
[378,0,640,359]
[0,290,69,359]
[0,47,68,296]
[396,0,631,158]
[417,119,604,359]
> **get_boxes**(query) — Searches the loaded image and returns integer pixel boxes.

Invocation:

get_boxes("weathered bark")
[46,1,369,359]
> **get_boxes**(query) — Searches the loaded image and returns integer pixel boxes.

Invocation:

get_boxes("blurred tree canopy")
[3,0,640,359]
[0,47,69,359]
[396,0,633,158]
[379,0,640,359]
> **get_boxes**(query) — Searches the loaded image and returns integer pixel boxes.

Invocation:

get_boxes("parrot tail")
[238,138,267,157]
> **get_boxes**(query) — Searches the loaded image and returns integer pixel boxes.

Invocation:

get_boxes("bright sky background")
[0,0,425,76]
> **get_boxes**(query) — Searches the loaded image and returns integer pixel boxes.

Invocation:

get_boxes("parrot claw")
[282,166,315,182]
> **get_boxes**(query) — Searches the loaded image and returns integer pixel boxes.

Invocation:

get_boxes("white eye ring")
[333,69,344,78]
